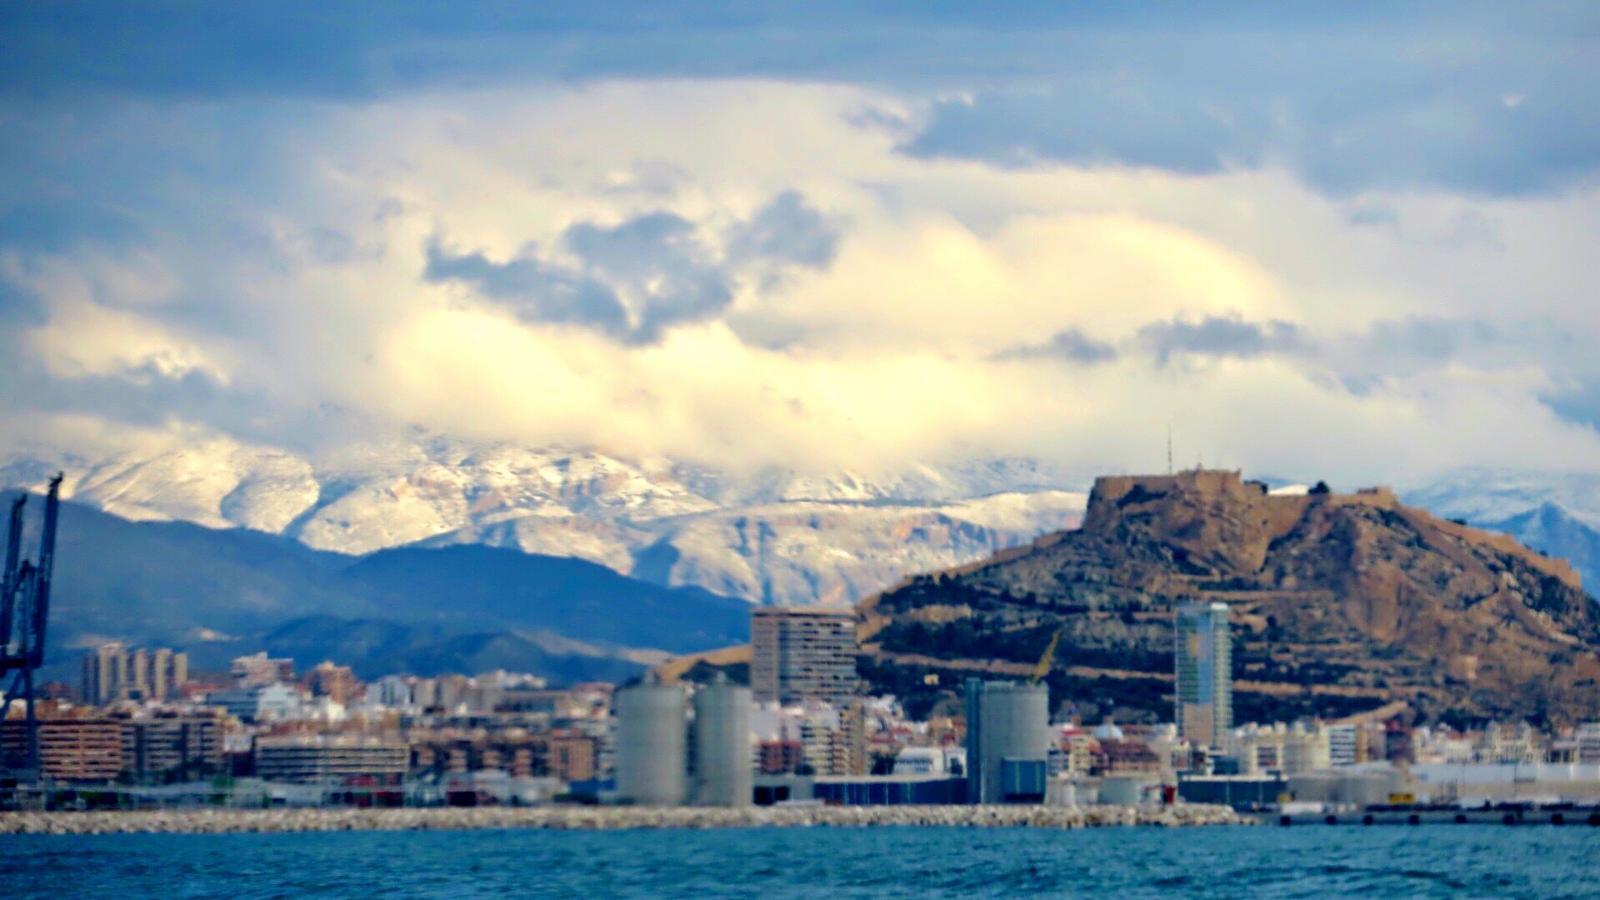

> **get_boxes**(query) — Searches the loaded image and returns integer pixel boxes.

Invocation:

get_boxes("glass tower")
[1174,601,1232,747]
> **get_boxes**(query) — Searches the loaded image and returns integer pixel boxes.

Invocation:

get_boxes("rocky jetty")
[0,803,1246,836]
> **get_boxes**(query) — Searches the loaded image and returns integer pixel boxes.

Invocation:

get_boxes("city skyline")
[5,5,1600,891]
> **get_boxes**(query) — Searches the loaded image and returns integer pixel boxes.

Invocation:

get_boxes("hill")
[340,545,750,653]
[3,492,748,685]
[861,470,1600,726]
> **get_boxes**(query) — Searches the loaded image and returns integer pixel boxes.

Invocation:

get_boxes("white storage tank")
[616,681,688,806]
[692,677,752,807]
[977,681,1050,803]
[1099,774,1154,806]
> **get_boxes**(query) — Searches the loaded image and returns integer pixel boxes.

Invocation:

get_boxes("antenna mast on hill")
[1166,426,1173,475]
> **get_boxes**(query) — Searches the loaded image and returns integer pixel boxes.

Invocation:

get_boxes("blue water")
[3,826,1598,898]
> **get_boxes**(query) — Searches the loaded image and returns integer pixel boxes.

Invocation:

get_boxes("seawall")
[0,803,1248,835]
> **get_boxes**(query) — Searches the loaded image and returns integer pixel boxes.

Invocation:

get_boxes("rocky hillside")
[863,470,1600,726]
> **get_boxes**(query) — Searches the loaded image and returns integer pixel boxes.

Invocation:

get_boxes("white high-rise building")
[1328,724,1359,766]
[81,642,190,704]
[1174,602,1232,747]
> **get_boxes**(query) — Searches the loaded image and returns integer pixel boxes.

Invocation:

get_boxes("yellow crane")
[1030,629,1062,685]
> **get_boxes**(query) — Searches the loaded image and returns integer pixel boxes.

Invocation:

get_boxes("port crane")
[0,474,62,775]
[1030,629,1061,685]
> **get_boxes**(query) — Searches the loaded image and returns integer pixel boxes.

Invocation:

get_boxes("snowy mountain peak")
[0,437,1089,606]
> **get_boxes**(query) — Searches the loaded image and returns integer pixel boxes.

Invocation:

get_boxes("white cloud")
[5,252,228,384]
[4,79,1600,484]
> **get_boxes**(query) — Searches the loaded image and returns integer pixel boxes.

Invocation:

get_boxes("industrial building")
[692,677,751,806]
[615,680,688,805]
[1222,721,1332,775]
[892,746,965,777]
[810,774,967,805]
[1174,601,1232,747]
[751,607,857,705]
[964,679,1050,804]
[1177,773,1289,810]
[81,642,190,704]
[253,734,409,784]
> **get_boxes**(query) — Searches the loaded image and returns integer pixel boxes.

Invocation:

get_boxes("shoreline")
[0,803,1248,835]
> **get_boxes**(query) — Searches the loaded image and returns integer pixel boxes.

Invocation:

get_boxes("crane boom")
[27,475,61,667]
[0,473,62,776]
[1030,629,1062,685]
[0,496,23,652]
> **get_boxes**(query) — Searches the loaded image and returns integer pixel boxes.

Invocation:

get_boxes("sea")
[3,825,1598,898]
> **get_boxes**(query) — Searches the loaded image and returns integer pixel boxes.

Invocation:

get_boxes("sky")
[2,2,1599,484]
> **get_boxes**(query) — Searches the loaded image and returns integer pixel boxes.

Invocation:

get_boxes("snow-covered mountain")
[1403,469,1600,592]
[1479,503,1600,593]
[1404,468,1600,530]
[0,437,1088,607]
[11,443,1600,606]
[422,491,1087,607]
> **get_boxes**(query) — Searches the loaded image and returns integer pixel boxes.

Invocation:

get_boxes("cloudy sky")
[2,3,1598,484]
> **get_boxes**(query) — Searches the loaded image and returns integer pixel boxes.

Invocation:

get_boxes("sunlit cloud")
[0,6,1598,484]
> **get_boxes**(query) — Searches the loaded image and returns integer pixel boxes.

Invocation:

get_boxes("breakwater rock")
[0,804,1248,835]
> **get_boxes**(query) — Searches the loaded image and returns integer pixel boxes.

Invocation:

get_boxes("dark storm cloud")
[993,328,1119,365]
[423,240,634,338]
[1541,380,1600,433]
[1138,315,1302,365]
[564,211,732,343]
[724,192,840,272]
[1345,206,1400,229]
[900,25,1600,197]
[1364,318,1500,362]
[0,360,286,443]
[904,87,1265,176]
[1000,314,1542,379]
[1327,317,1505,395]
[4,3,1595,196]
[0,3,1271,100]
[425,193,836,344]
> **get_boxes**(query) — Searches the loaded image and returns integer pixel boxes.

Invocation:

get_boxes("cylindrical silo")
[616,682,687,806]
[692,677,752,807]
[978,681,1049,804]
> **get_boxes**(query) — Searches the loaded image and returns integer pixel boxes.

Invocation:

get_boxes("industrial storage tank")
[616,681,688,806]
[977,681,1050,803]
[692,676,752,807]
[1099,774,1155,806]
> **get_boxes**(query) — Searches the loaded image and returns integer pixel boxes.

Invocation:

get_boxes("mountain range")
[0,437,1087,609]
[17,438,1598,612]
[1,492,749,685]
[6,438,1600,704]
[1401,469,1600,592]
